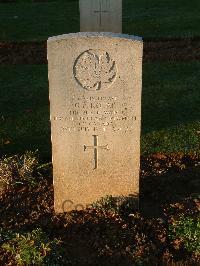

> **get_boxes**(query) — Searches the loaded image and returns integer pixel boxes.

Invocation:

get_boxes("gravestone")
[79,0,122,33]
[47,32,143,213]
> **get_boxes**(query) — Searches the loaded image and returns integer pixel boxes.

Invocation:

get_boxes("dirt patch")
[0,39,200,65]
[144,39,200,62]
[0,153,200,265]
[0,42,46,65]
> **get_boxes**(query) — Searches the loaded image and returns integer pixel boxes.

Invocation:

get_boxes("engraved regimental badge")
[74,49,117,91]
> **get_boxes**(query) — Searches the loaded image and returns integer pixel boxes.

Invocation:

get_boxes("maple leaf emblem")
[74,49,117,91]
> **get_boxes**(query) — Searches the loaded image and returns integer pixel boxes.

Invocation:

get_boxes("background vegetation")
[0,0,199,41]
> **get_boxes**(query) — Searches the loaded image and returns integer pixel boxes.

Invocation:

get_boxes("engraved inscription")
[84,135,109,169]
[53,95,137,134]
[74,50,117,91]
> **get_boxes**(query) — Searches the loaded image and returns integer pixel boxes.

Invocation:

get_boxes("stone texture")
[79,0,122,33]
[47,32,143,213]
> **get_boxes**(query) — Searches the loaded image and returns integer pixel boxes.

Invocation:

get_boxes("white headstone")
[79,0,122,33]
[47,32,143,213]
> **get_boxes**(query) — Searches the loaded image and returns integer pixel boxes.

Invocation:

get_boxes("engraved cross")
[94,0,110,27]
[84,135,109,170]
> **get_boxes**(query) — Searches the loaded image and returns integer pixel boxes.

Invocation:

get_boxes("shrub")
[1,228,62,265]
[169,214,200,255]
[91,195,119,213]
[91,195,137,217]
[0,151,49,197]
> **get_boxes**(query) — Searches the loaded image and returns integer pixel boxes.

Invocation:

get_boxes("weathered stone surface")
[79,0,122,33]
[47,32,143,213]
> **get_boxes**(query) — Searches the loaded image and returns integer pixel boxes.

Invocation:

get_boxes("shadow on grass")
[140,165,200,218]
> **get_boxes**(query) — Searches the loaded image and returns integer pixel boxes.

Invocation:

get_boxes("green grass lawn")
[0,0,199,41]
[0,62,200,159]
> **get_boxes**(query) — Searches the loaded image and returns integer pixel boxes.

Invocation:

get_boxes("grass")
[0,1,79,42]
[0,62,200,159]
[0,0,199,41]
[169,214,200,255]
[124,0,200,39]
[1,228,64,265]
[142,62,200,154]
[0,151,50,198]
[0,65,50,159]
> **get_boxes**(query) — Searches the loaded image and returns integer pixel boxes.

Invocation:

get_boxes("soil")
[0,42,47,65]
[0,153,200,265]
[0,39,200,65]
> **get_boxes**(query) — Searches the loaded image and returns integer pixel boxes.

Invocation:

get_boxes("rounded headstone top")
[47,32,143,43]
